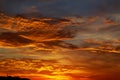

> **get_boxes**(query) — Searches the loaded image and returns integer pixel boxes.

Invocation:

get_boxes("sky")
[0,0,120,80]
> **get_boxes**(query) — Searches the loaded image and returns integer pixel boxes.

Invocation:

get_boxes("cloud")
[1,54,120,80]
[0,13,75,49]
[90,73,120,80]
[0,30,120,79]
[0,58,87,79]
[0,1,120,80]
[0,13,120,53]
[0,32,33,47]
[0,59,57,73]
[0,0,120,17]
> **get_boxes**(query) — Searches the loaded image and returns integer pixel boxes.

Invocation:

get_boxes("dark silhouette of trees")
[0,76,30,80]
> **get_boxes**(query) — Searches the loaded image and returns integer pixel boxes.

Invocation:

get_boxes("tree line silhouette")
[0,76,30,80]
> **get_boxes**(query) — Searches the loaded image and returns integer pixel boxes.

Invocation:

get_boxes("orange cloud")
[0,13,120,80]
[0,58,90,80]
[0,13,120,54]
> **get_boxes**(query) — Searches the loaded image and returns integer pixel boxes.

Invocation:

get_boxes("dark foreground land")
[0,76,30,80]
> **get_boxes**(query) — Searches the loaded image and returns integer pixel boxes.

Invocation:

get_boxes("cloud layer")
[0,0,120,17]
[0,13,120,53]
[0,0,120,79]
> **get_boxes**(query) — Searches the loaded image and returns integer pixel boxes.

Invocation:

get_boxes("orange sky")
[0,8,120,80]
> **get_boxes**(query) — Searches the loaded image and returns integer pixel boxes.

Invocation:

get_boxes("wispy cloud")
[0,13,120,52]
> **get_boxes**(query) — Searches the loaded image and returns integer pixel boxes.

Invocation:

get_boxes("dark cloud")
[0,0,120,17]
[90,73,120,80]
[97,0,120,15]
[41,40,78,49]
[0,13,120,52]
[0,32,33,47]
[0,14,78,49]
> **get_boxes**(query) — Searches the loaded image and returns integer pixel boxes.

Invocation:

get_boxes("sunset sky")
[0,0,120,80]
